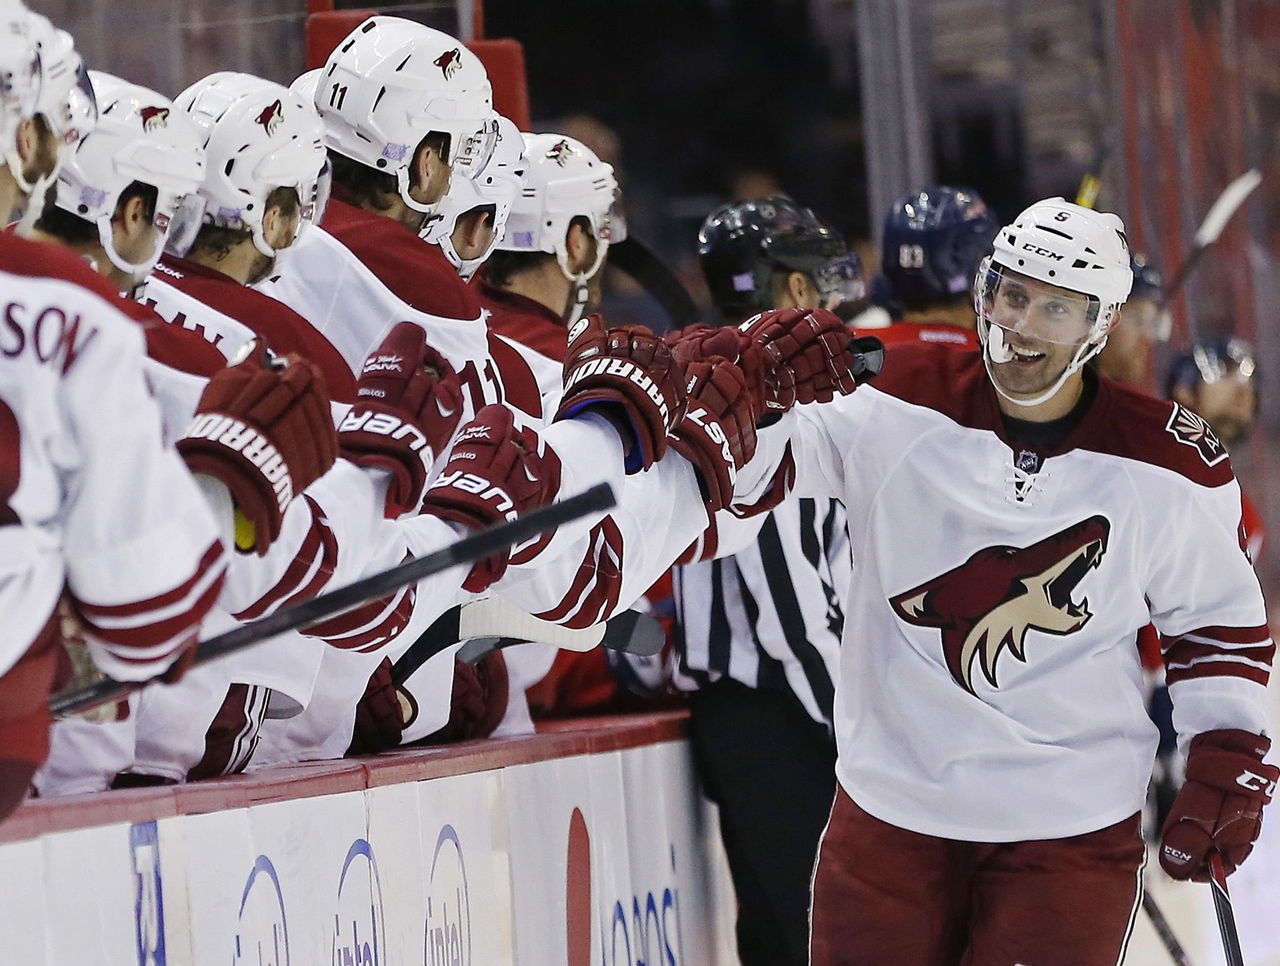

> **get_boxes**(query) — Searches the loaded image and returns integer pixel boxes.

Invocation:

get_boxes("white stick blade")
[1194,169,1262,246]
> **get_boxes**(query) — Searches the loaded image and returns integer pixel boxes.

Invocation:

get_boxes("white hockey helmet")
[290,68,322,105]
[316,16,493,217]
[500,132,624,276]
[422,112,527,278]
[0,1,41,187]
[974,197,1133,406]
[174,71,330,258]
[27,13,94,151]
[51,72,206,282]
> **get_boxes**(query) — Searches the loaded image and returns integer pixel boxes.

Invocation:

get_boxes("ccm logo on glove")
[1237,769,1278,794]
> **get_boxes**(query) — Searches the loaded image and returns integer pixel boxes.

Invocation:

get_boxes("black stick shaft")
[1209,852,1247,966]
[50,483,615,717]
[1142,893,1194,966]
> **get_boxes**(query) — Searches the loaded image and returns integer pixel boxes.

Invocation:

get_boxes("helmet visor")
[162,191,206,257]
[299,156,332,233]
[598,190,627,244]
[816,252,865,311]
[975,260,1097,347]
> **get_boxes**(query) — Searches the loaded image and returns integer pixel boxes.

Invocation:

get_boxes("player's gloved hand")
[435,652,510,742]
[1159,729,1278,881]
[339,322,464,518]
[739,307,883,408]
[422,405,561,593]
[348,657,410,755]
[669,357,758,513]
[178,342,337,555]
[669,323,793,425]
[555,313,686,472]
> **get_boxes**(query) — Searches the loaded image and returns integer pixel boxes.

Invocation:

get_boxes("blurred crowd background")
[32,0,1280,595]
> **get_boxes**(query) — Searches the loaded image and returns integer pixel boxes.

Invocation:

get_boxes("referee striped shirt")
[673,497,850,730]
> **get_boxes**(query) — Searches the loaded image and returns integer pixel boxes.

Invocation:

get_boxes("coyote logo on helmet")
[889,516,1111,695]
[546,139,574,167]
[139,106,170,131]
[255,99,284,136]
[434,48,462,80]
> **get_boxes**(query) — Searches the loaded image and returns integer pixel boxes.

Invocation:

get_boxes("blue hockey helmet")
[881,185,998,308]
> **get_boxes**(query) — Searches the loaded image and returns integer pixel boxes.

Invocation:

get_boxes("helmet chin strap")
[562,274,590,325]
[96,217,163,292]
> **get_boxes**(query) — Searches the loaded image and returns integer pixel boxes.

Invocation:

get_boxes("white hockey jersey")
[0,234,226,683]
[738,343,1273,841]
[251,197,713,758]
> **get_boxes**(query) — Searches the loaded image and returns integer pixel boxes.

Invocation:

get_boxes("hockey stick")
[49,484,616,719]
[607,236,701,331]
[1208,851,1247,966]
[453,609,663,666]
[1157,169,1262,333]
[1142,892,1195,966]
[396,600,663,681]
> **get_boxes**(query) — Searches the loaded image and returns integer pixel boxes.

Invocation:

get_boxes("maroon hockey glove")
[178,344,337,555]
[422,405,562,593]
[348,657,410,755]
[339,322,465,517]
[740,307,883,408]
[438,652,510,742]
[669,323,793,424]
[555,313,686,473]
[670,358,758,513]
[1159,729,1278,881]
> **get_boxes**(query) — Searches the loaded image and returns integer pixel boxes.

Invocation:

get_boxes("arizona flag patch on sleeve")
[1165,403,1228,467]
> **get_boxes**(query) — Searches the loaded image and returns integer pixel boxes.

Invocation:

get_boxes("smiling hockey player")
[727,198,1276,966]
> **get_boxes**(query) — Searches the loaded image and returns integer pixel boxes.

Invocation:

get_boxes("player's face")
[1195,371,1257,446]
[985,271,1094,399]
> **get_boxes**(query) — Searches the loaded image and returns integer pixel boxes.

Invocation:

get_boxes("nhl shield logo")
[1165,403,1228,467]
[546,139,574,167]
[254,99,284,136]
[139,106,170,131]
[434,48,462,80]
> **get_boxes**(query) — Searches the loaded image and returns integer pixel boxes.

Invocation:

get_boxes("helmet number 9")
[898,244,925,269]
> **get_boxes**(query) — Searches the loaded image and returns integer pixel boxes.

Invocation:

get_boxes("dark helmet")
[1164,335,1257,399]
[1128,251,1162,302]
[698,196,861,320]
[880,185,998,308]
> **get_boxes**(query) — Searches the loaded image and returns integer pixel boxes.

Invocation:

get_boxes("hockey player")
[141,72,354,401]
[0,6,285,819]
[250,18,786,764]
[480,131,623,398]
[28,73,341,793]
[871,185,999,348]
[670,195,860,966]
[724,198,1275,965]
[1097,252,1165,388]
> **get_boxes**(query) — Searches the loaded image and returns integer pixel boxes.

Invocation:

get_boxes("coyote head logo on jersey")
[889,516,1111,694]
[255,99,284,136]
[434,48,462,80]
[139,106,170,131]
